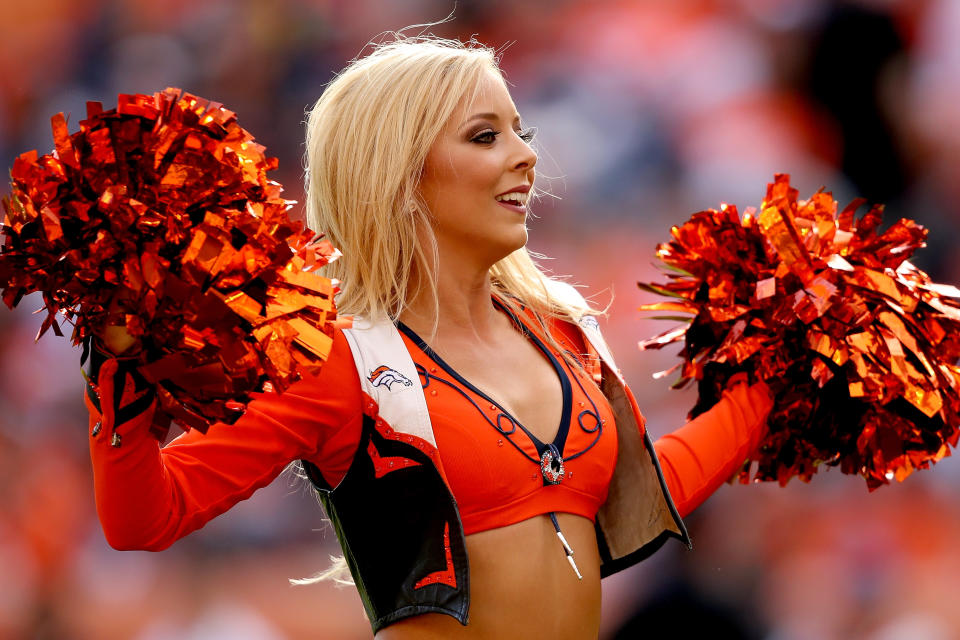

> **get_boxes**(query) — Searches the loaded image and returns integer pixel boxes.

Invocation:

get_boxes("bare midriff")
[377,512,602,640]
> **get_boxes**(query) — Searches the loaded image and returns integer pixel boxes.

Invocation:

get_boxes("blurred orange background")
[2,1,960,638]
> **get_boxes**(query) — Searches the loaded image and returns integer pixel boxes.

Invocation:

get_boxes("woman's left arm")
[653,381,773,518]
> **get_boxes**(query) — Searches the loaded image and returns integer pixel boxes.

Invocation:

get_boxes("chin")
[499,224,528,252]
[450,224,528,266]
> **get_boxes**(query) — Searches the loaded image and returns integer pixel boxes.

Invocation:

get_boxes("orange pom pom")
[640,174,960,490]
[1,89,343,433]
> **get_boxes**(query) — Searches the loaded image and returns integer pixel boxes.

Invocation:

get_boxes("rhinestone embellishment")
[540,447,564,485]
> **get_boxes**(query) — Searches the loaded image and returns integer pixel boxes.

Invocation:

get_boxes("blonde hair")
[304,33,601,326]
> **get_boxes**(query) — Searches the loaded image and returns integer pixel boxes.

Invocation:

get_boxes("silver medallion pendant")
[540,446,564,485]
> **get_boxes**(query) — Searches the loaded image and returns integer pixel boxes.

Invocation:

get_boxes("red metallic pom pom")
[640,174,960,489]
[0,89,344,434]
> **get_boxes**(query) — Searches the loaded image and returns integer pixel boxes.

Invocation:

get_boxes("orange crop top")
[397,300,618,536]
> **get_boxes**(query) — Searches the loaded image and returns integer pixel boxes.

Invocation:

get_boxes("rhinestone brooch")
[540,447,564,485]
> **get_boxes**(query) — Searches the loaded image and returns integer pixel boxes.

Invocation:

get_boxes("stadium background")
[2,1,960,638]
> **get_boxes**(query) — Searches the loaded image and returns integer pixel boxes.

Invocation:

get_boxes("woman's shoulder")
[507,279,598,332]
[289,325,361,394]
[541,278,590,315]
[500,293,587,354]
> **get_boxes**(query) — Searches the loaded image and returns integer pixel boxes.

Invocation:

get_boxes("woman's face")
[418,69,537,268]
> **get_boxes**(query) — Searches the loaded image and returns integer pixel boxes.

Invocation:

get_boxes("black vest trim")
[598,528,681,578]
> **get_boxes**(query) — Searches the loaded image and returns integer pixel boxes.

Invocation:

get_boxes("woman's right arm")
[86,330,363,551]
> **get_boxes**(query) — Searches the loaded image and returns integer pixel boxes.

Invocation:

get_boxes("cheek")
[421,155,457,206]
[459,153,502,191]
[422,151,500,211]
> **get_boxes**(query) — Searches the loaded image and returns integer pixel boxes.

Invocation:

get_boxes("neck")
[399,247,502,341]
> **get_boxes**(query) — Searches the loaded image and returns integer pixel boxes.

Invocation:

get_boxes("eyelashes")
[518,127,537,143]
[470,127,537,145]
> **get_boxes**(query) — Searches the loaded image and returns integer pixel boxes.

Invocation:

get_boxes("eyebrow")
[459,112,522,130]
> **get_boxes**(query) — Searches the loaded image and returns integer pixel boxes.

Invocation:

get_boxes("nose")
[511,133,537,172]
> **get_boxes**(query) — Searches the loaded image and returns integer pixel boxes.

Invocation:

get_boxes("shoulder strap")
[341,317,437,450]
[543,280,623,382]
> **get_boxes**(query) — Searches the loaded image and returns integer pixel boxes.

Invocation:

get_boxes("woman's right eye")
[470,130,499,144]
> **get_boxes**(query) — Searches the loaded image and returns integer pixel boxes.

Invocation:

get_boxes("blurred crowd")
[2,0,960,638]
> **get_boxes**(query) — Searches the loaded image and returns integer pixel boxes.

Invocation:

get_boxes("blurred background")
[2,0,960,638]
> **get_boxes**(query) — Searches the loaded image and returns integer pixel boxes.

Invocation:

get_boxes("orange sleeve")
[653,381,772,518]
[87,329,363,551]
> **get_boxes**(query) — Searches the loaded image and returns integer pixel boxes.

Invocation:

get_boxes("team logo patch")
[580,315,600,331]
[368,365,413,390]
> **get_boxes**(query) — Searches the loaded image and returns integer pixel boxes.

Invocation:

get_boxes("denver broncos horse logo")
[368,365,413,390]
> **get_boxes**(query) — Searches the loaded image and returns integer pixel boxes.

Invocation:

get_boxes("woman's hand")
[96,294,141,355]
[84,295,155,444]
[100,324,139,355]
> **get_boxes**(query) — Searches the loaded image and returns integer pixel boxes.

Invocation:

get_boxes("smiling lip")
[495,199,526,214]
[494,184,531,214]
[495,184,531,197]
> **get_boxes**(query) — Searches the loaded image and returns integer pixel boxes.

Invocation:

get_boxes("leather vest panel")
[303,413,469,632]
